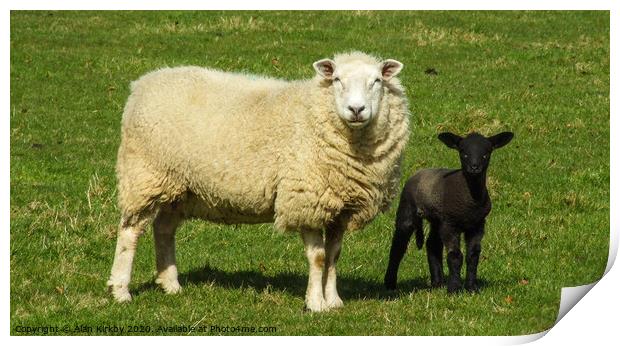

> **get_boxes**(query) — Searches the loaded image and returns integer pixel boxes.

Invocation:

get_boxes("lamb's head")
[313,52,403,129]
[438,131,514,175]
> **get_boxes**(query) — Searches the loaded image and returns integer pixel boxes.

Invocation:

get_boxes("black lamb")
[384,131,514,293]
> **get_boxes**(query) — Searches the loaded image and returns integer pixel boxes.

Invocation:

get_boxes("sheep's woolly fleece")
[116,52,411,232]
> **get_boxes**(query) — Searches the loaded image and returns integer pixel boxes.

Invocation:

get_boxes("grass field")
[10,11,609,335]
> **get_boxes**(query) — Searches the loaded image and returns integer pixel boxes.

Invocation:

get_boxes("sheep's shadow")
[133,264,472,301]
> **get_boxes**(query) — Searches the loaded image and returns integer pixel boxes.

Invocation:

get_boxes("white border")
[1,0,617,11]
[4,1,616,344]
[3,1,11,342]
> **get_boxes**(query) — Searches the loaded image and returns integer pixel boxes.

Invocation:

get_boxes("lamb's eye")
[463,154,469,158]
[372,78,381,87]
[483,155,488,159]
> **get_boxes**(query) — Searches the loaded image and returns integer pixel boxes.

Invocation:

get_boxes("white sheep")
[107,51,410,312]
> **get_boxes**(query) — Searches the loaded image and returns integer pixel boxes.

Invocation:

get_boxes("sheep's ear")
[381,59,403,80]
[313,59,336,80]
[438,132,462,149]
[488,132,514,149]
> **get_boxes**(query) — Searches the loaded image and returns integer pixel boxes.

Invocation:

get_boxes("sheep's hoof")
[108,283,132,303]
[303,298,328,313]
[114,291,133,302]
[325,296,344,309]
[156,277,182,294]
[163,281,182,295]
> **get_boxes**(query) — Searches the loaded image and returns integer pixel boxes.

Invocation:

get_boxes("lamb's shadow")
[134,264,444,301]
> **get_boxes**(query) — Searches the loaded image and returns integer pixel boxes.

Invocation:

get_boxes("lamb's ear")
[438,132,462,149]
[488,132,514,149]
[313,59,336,80]
[381,59,403,80]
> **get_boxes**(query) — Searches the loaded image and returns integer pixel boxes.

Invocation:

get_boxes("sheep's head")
[313,53,403,129]
[438,131,514,175]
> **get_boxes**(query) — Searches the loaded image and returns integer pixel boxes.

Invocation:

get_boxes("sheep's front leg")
[301,229,327,312]
[439,224,462,293]
[154,210,182,294]
[464,227,484,292]
[323,226,344,309]
[107,219,146,302]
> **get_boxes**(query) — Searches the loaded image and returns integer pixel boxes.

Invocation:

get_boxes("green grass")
[10,10,609,335]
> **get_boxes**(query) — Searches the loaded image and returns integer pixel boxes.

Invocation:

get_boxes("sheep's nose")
[469,164,483,173]
[348,105,365,115]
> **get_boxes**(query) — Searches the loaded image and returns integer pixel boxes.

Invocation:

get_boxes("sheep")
[384,131,513,293]
[107,52,411,312]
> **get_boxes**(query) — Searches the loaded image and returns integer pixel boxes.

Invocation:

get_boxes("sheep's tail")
[384,191,423,290]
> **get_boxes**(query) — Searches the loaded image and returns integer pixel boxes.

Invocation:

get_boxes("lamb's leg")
[323,225,344,309]
[439,224,462,293]
[154,209,182,294]
[107,217,147,302]
[426,222,444,288]
[384,193,419,290]
[464,227,484,292]
[301,229,327,312]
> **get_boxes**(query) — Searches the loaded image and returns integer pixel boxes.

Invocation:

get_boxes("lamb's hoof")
[384,275,397,290]
[325,296,344,309]
[465,282,480,293]
[156,277,182,294]
[303,298,328,313]
[108,282,132,303]
[431,279,445,289]
[447,280,461,294]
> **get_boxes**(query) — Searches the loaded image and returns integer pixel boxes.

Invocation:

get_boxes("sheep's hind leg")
[108,216,149,302]
[439,224,462,294]
[154,207,183,294]
[384,194,419,290]
[464,227,484,292]
[323,225,344,309]
[301,229,327,312]
[427,221,445,288]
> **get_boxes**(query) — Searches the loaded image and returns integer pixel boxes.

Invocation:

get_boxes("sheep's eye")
[483,155,488,159]
[372,78,381,87]
[463,154,469,158]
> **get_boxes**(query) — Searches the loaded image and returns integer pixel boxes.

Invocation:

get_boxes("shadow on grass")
[132,264,493,301]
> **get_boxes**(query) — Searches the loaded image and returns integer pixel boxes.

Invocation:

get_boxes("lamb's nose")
[348,105,365,115]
